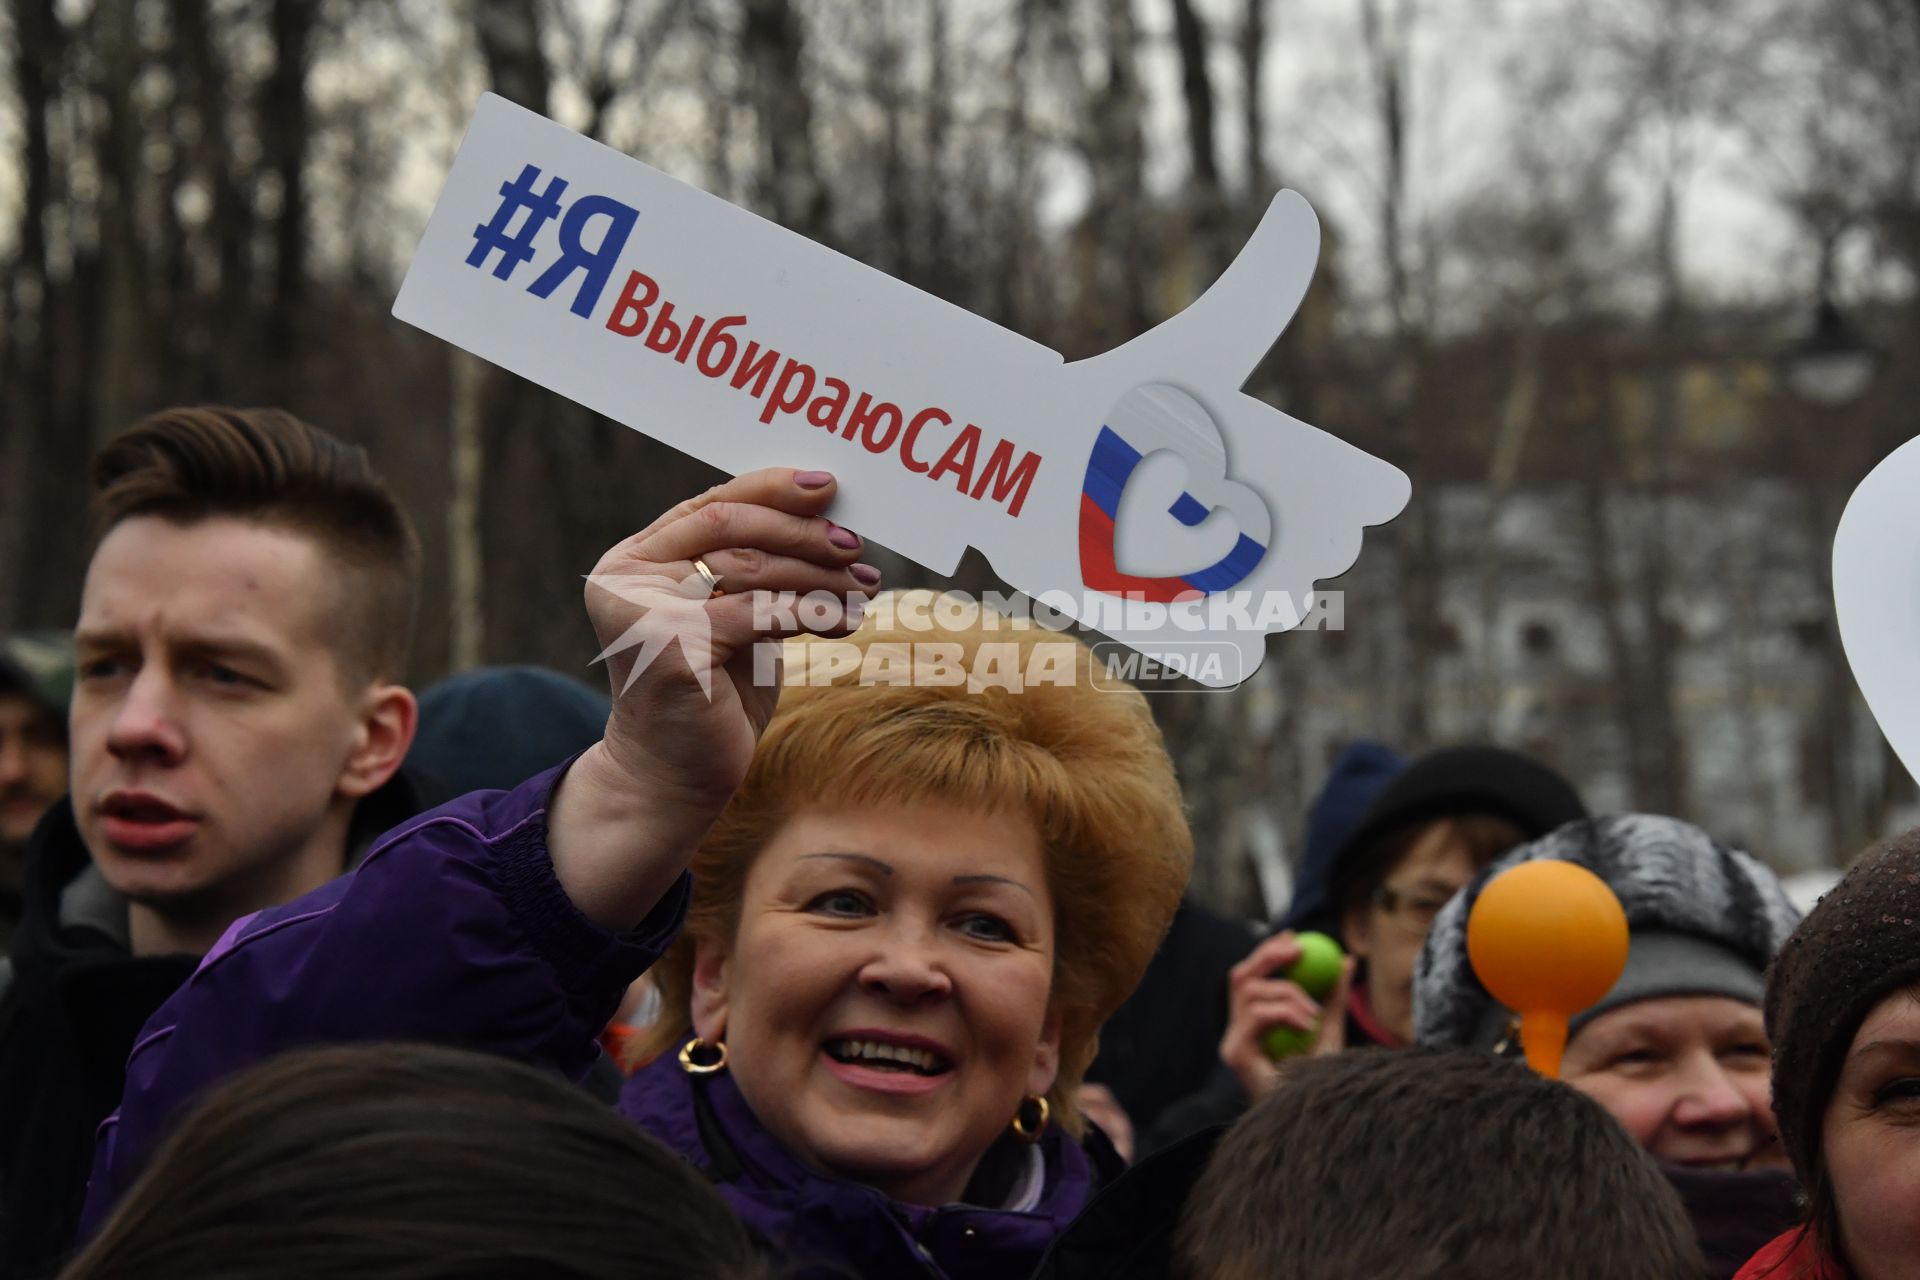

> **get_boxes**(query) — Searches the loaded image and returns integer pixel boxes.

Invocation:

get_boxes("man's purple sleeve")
[79,760,690,1235]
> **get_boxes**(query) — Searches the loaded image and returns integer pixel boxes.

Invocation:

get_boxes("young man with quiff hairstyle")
[0,407,423,1278]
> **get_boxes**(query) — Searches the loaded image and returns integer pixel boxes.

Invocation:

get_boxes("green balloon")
[1286,931,1346,999]
[1259,932,1346,1061]
[1261,1022,1316,1059]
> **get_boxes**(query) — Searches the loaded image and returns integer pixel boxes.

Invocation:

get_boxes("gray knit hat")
[1414,815,1802,1049]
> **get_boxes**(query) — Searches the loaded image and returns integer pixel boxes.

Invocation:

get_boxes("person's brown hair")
[1346,811,1528,915]
[89,406,420,683]
[1174,1047,1703,1280]
[637,591,1194,1135]
[62,1043,775,1280]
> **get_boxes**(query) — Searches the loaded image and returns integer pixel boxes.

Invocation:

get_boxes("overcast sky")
[1124,0,1813,308]
[0,0,1843,319]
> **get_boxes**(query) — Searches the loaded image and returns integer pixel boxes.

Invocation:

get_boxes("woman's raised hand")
[551,469,880,929]
[587,468,873,795]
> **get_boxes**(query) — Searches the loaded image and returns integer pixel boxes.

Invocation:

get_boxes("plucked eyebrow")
[1851,1038,1920,1061]
[793,855,1036,901]
[798,852,893,876]
[953,873,1036,901]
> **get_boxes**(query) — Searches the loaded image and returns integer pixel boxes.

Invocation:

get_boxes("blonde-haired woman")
[84,470,1192,1279]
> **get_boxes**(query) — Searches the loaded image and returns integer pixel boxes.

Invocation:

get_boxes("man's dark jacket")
[0,778,419,1279]
[1084,899,1253,1135]
[1031,1127,1223,1280]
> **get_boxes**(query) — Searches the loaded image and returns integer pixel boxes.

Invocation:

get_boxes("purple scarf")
[620,1046,1096,1279]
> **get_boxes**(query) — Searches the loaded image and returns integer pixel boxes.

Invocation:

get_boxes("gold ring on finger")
[692,558,724,598]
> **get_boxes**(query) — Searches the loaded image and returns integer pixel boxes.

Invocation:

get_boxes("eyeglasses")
[1370,882,1457,934]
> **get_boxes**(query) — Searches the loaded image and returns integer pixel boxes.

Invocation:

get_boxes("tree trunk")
[1168,0,1227,272]
[994,0,1044,335]
[1242,0,1269,197]
[448,352,487,672]
[1093,0,1151,339]
[463,0,553,668]
[172,0,252,388]
[1578,371,1650,807]
[0,0,62,630]
[1359,0,1433,744]
[867,8,909,278]
[1635,174,1689,817]
[920,0,954,297]
[262,0,317,382]
[90,0,149,448]
[740,0,830,238]
[474,0,551,109]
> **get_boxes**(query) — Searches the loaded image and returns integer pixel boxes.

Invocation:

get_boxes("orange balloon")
[1467,860,1629,1078]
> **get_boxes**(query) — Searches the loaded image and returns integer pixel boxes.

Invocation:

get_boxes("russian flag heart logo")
[1079,383,1275,601]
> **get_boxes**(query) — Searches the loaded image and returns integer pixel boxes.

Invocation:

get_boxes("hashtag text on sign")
[462,163,1043,517]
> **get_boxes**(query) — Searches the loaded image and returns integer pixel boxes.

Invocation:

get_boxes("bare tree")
[262,0,319,381]
[0,0,63,630]
[1168,0,1228,271]
[90,0,152,448]
[741,0,830,238]
[1357,0,1439,746]
[458,0,554,671]
[1078,0,1152,344]
[1241,0,1268,198]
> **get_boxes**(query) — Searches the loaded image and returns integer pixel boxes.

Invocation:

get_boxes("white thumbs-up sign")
[395,94,1410,687]
[1835,434,1920,784]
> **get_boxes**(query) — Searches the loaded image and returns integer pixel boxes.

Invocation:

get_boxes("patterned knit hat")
[1415,815,1801,1049]
[1765,828,1920,1186]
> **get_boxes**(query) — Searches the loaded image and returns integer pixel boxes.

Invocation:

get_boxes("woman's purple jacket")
[80,763,1096,1279]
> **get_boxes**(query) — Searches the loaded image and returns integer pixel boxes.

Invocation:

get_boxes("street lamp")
[1775,281,1884,863]
[1781,299,1881,408]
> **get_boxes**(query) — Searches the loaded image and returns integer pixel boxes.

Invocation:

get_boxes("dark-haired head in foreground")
[63,1043,772,1280]
[1176,1047,1702,1280]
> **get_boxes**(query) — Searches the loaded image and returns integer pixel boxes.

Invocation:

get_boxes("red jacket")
[1734,1229,1844,1280]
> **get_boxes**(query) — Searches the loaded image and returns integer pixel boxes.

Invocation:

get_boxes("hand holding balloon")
[1466,861,1629,1078]
[1259,932,1346,1058]
[1219,931,1354,1102]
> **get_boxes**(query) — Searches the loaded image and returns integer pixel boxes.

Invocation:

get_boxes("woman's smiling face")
[690,801,1060,1207]
[1560,995,1784,1170]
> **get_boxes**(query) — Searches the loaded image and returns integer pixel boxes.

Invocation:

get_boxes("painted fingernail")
[849,563,882,586]
[827,525,861,550]
[795,470,834,490]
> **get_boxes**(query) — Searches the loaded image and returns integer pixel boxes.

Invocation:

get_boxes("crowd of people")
[0,403,1914,1279]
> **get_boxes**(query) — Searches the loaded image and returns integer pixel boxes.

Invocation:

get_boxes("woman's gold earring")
[678,1037,729,1075]
[1011,1095,1049,1143]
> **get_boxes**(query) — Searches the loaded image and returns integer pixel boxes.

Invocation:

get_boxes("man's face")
[0,691,67,848]
[70,516,369,913]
